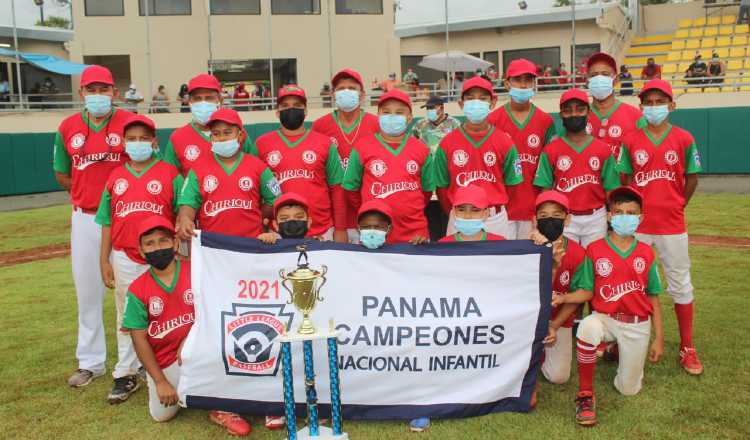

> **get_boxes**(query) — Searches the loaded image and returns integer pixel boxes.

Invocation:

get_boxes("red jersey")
[488,104,556,221]
[95,159,181,263]
[617,125,703,234]
[342,133,435,243]
[533,135,620,212]
[434,126,523,207]
[587,100,644,159]
[550,238,586,327]
[163,123,213,175]
[178,153,281,239]
[580,236,662,317]
[255,129,344,236]
[52,109,133,210]
[438,231,506,242]
[122,259,195,369]
[312,110,380,228]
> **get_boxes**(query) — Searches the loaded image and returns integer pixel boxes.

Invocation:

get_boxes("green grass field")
[1,194,748,440]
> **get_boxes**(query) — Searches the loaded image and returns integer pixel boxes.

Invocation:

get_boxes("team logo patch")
[203,175,219,193]
[589,156,601,171]
[513,158,522,176]
[556,155,572,172]
[239,176,253,192]
[183,289,194,305]
[146,180,162,195]
[664,150,679,166]
[330,137,338,148]
[105,133,122,147]
[70,133,86,149]
[693,150,701,168]
[266,150,282,167]
[406,160,419,175]
[527,134,541,149]
[370,159,388,177]
[302,150,317,165]
[452,149,469,167]
[221,303,294,376]
[483,151,497,167]
[633,257,646,274]
[635,149,650,166]
[113,178,129,196]
[608,125,622,138]
[585,122,593,135]
[266,178,282,196]
[185,145,200,162]
[595,258,613,277]
[559,270,570,287]
[149,297,164,317]
[340,157,349,171]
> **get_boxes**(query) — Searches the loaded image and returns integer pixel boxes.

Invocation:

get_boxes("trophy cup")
[278,245,348,440]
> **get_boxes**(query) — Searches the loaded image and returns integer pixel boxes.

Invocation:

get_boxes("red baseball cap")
[357,199,393,222]
[559,88,589,107]
[638,78,673,100]
[378,89,412,112]
[535,190,570,213]
[188,73,221,93]
[506,58,538,79]
[277,84,307,105]
[123,114,156,132]
[137,216,175,240]
[273,192,309,218]
[586,52,617,74]
[332,68,364,90]
[608,186,643,205]
[461,76,495,98]
[80,65,114,87]
[207,108,243,128]
[452,185,489,209]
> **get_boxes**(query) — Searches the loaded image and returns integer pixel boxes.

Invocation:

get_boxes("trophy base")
[289,425,349,440]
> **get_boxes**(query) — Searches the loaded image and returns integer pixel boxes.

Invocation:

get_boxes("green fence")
[2,108,749,197]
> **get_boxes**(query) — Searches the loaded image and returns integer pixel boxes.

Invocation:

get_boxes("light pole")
[571,0,577,74]
[34,0,45,26]
[11,0,24,108]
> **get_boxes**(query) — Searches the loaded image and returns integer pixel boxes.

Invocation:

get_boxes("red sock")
[576,339,597,393]
[674,302,694,349]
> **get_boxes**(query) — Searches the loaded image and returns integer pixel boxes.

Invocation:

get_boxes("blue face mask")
[610,214,640,237]
[463,99,490,124]
[379,114,408,136]
[426,109,439,122]
[335,89,360,112]
[454,217,484,236]
[642,104,670,125]
[212,139,240,158]
[125,141,153,162]
[84,94,112,117]
[588,75,614,100]
[191,101,218,125]
[509,87,535,104]
[360,229,387,249]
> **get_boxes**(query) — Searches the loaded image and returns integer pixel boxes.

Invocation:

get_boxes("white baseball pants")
[564,206,607,247]
[542,326,573,384]
[111,249,149,378]
[506,220,534,240]
[636,232,694,304]
[146,361,182,422]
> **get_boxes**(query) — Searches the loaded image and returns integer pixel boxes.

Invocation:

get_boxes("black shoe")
[107,375,140,404]
[137,366,147,381]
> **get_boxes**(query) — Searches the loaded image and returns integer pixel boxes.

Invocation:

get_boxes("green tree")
[35,16,70,29]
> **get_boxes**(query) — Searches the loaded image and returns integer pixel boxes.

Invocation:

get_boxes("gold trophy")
[279,245,328,335]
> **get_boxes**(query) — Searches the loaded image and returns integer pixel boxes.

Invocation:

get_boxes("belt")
[570,206,604,216]
[73,205,97,215]
[608,312,649,324]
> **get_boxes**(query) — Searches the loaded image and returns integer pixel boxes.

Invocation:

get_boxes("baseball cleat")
[68,369,104,388]
[107,375,140,404]
[210,411,252,436]
[679,347,704,375]
[575,391,597,426]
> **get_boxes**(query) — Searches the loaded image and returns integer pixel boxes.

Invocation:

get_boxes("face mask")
[84,94,112,117]
[212,139,240,158]
[642,105,670,126]
[562,115,588,133]
[463,99,490,124]
[379,114,408,136]
[125,141,153,162]
[509,87,535,104]
[279,107,305,130]
[278,220,308,239]
[144,247,175,271]
[454,217,484,236]
[426,109,439,122]
[191,101,218,125]
[588,75,614,100]
[335,89,360,112]
[360,229,387,249]
[536,217,565,242]
[610,214,640,237]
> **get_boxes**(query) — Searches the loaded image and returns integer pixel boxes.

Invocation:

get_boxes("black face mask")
[279,108,305,130]
[537,217,565,243]
[562,115,588,134]
[278,220,308,239]
[144,247,175,270]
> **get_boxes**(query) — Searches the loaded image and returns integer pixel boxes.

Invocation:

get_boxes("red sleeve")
[437,187,452,215]
[423,191,432,205]
[330,184,347,230]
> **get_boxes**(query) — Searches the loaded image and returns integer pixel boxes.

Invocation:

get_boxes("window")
[335,0,383,14]
[503,46,560,74]
[139,0,191,16]
[400,56,444,86]
[483,51,499,69]
[272,0,320,14]
[572,44,601,66]
[468,52,480,59]
[209,58,298,91]
[211,0,261,15]
[84,0,124,16]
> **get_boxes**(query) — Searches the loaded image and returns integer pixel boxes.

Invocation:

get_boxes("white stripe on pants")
[542,326,572,384]
[447,206,510,238]
[146,361,181,422]
[506,220,534,240]
[111,249,149,378]
[563,206,607,247]
[636,232,694,304]
[71,209,107,373]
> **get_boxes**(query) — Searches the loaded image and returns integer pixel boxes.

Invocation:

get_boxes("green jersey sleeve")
[568,258,586,292]
[243,138,259,157]
[94,189,113,227]
[646,261,663,295]
[52,131,71,174]
[636,116,648,129]
[121,292,148,330]
[162,139,181,170]
[177,169,202,209]
[601,155,621,192]
[616,144,634,175]
[325,144,344,186]
[433,147,451,188]
[260,168,281,206]
[172,174,184,213]
[685,142,703,174]
[577,256,595,292]
[342,148,364,191]
[503,145,523,186]
[544,123,558,144]
[420,151,436,192]
[533,152,555,189]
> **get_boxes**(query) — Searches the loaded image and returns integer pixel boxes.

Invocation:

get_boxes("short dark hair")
[124,122,156,137]
[358,210,391,225]
[139,226,174,245]
[609,192,642,209]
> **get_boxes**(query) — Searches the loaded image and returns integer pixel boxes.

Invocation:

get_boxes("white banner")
[179,231,551,419]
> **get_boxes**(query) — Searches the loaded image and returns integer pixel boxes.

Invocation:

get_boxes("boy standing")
[439,185,506,242]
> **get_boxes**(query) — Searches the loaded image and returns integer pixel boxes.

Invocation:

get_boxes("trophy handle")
[279,269,293,305]
[316,265,328,301]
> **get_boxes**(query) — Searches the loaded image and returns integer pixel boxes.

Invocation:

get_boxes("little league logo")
[452,149,469,167]
[329,137,338,148]
[113,178,129,196]
[105,133,122,147]
[608,125,622,138]
[266,178,282,196]
[238,176,254,192]
[370,159,388,177]
[556,155,572,172]
[527,134,541,149]
[221,303,294,377]
[632,257,646,274]
[406,160,419,175]
[203,175,219,193]
[185,145,201,162]
[483,151,497,167]
[149,296,164,317]
[693,150,701,168]
[664,150,679,166]
[266,150,282,167]
[302,150,317,165]
[559,270,570,286]
[585,122,593,135]
[146,180,163,195]
[595,258,613,277]
[70,133,86,149]
[182,289,194,305]
[635,149,650,166]
[588,156,601,171]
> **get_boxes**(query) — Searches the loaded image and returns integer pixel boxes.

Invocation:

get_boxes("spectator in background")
[233,82,250,112]
[452,72,464,98]
[708,52,725,83]
[177,84,190,113]
[538,65,553,91]
[124,84,144,113]
[641,57,662,80]
[403,68,419,88]
[0,78,9,102]
[488,65,499,81]
[575,61,587,85]
[382,73,400,92]
[556,63,570,88]
[738,0,749,25]
[151,85,169,113]
[320,82,332,108]
[685,53,708,86]
[619,65,634,96]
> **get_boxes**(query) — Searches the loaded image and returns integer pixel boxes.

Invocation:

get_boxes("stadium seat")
[704,27,718,37]
[686,39,700,49]
[740,86,750,91]
[722,15,736,25]
[678,18,693,28]
[689,28,704,38]
[699,49,713,59]
[716,36,732,47]
[715,48,730,58]
[702,38,716,49]
[675,29,690,39]
[729,47,745,58]
[707,16,721,26]
[721,86,734,92]
[678,62,692,72]
[672,40,686,50]
[704,87,720,93]
[745,59,750,69]
[687,87,701,93]
[667,51,682,62]
[694,17,707,27]
[727,60,743,70]
[682,50,695,61]
[719,25,734,36]
[663,64,678,74]
[737,24,750,34]
[733,35,748,46]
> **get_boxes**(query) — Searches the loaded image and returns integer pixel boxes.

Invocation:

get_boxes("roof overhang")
[0,25,73,43]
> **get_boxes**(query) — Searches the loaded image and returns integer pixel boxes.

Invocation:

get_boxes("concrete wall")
[640,1,741,34]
